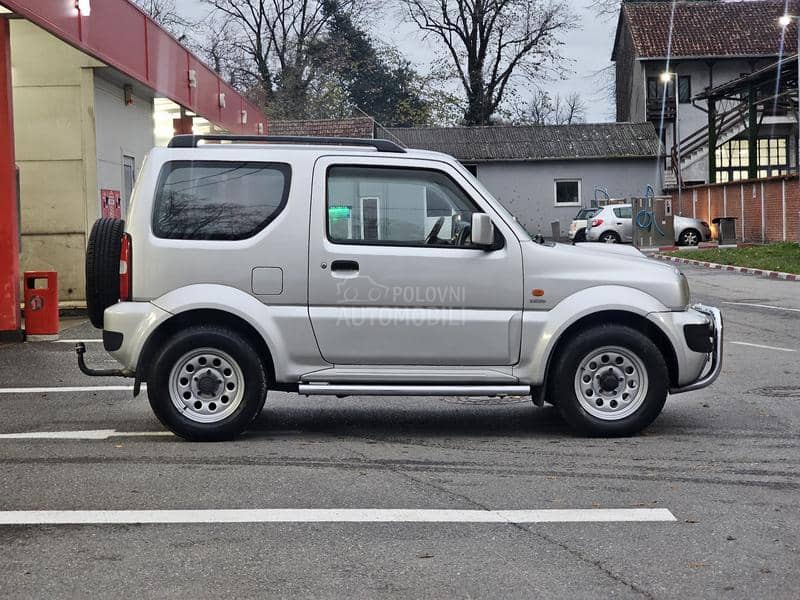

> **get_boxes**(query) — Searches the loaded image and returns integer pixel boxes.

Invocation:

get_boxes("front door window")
[326,166,478,247]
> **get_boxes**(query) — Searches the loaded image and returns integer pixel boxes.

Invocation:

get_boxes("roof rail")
[168,134,406,153]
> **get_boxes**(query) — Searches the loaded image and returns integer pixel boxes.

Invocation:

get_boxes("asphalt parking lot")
[0,263,798,599]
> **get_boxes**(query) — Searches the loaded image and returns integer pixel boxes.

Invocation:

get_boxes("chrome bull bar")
[669,303,723,394]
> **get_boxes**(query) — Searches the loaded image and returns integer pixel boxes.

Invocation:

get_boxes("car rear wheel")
[679,229,700,246]
[548,324,668,436]
[599,231,620,244]
[147,325,268,441]
[574,229,586,243]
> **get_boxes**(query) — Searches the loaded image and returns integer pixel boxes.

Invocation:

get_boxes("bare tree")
[401,0,572,125]
[516,89,586,125]
[191,16,249,86]
[588,63,616,121]
[132,0,190,37]
[588,0,621,20]
[202,0,364,119]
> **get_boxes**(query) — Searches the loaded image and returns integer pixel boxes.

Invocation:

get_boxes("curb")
[656,243,745,252]
[653,254,799,282]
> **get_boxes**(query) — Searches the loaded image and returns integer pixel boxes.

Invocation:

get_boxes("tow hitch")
[75,342,134,378]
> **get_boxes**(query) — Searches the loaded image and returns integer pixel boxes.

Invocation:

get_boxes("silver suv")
[77,135,722,441]
[585,204,712,245]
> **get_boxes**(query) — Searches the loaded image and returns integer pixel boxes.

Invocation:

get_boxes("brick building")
[613,0,797,189]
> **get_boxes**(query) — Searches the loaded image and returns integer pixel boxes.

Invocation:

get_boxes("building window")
[678,76,691,103]
[647,76,689,102]
[715,139,749,182]
[554,179,581,206]
[715,138,789,182]
[647,77,671,101]
[122,155,136,216]
[360,197,380,241]
[757,138,789,178]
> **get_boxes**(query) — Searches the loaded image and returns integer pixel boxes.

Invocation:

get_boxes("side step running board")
[298,384,530,397]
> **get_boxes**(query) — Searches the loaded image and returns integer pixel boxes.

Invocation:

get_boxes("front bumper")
[669,303,723,394]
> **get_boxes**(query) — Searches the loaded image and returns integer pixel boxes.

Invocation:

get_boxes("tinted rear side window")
[153,161,290,240]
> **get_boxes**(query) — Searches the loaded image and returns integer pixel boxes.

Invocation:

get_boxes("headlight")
[678,271,691,308]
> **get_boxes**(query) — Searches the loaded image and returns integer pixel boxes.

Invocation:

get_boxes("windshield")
[575,208,599,219]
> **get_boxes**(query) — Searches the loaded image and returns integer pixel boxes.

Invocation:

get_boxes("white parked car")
[567,207,600,243]
[76,135,722,441]
[585,204,712,245]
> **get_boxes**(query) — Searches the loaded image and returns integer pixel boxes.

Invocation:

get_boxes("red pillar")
[0,17,21,340]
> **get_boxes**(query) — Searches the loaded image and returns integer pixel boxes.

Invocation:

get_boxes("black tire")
[548,325,668,437]
[86,218,125,328]
[574,229,586,243]
[678,228,701,246]
[599,231,621,244]
[147,325,268,441]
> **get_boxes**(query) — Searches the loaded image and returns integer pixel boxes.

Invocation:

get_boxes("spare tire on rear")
[86,218,125,328]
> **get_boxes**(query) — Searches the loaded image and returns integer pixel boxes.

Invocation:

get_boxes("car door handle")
[330,260,359,272]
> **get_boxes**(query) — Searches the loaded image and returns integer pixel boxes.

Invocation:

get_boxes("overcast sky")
[174,0,618,123]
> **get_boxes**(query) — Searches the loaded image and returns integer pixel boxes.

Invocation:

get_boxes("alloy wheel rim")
[573,345,649,420]
[169,347,245,423]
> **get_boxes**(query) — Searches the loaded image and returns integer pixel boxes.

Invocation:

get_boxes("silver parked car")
[76,135,722,441]
[585,204,712,245]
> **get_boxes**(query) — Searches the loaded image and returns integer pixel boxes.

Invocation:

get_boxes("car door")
[308,156,524,366]
[614,206,634,242]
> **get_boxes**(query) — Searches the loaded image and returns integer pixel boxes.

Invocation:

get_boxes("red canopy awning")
[0,0,267,134]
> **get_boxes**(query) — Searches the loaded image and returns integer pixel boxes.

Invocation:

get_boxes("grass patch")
[664,242,800,275]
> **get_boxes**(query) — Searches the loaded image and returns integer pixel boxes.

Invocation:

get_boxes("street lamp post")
[661,70,681,194]
[780,14,800,175]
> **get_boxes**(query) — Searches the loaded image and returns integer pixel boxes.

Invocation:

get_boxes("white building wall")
[630,59,775,128]
[627,58,791,185]
[476,159,660,237]
[10,20,104,302]
[93,73,154,220]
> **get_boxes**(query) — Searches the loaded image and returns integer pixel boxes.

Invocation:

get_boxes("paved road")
[0,264,798,599]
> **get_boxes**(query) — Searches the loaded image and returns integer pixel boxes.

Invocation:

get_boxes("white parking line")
[0,429,170,440]
[0,385,135,394]
[730,341,796,353]
[723,301,800,313]
[0,508,676,525]
[53,339,103,343]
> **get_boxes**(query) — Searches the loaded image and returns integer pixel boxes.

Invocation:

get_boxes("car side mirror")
[471,213,495,248]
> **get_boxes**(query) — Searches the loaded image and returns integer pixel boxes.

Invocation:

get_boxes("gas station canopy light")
[76,0,91,16]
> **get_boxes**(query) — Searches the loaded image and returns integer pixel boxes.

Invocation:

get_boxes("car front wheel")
[549,325,668,436]
[147,325,268,441]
